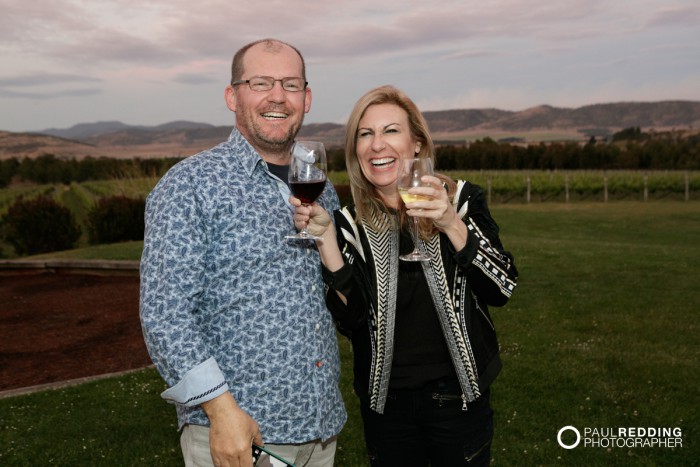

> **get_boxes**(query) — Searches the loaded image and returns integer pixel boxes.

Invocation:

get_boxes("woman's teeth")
[371,158,394,166]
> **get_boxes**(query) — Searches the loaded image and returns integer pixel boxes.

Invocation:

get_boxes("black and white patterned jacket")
[323,180,518,413]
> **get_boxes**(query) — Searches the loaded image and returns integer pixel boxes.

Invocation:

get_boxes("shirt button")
[315,323,321,330]
[316,361,323,368]
[311,285,317,292]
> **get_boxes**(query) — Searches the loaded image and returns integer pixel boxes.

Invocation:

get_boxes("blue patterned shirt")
[139,128,346,443]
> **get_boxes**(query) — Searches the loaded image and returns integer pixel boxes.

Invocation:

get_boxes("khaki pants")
[181,424,337,467]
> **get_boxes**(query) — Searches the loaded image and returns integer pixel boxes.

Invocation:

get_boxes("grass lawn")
[490,202,699,465]
[1,202,698,465]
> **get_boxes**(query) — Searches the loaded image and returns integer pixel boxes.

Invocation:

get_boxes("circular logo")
[558,426,581,449]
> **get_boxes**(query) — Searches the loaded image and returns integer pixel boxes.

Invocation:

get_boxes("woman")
[291,85,518,466]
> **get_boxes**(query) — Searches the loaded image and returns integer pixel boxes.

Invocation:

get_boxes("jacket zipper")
[473,291,495,331]
[464,439,491,463]
[431,393,469,411]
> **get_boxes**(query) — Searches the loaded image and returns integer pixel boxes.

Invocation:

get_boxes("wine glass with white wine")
[397,157,434,261]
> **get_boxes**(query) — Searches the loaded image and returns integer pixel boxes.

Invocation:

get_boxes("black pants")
[360,379,493,467]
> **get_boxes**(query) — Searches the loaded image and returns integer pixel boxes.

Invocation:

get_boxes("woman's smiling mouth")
[371,157,396,168]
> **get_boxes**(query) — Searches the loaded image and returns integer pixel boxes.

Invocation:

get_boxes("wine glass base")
[399,252,430,262]
[285,232,322,241]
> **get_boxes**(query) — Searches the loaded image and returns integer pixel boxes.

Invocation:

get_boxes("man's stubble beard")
[252,119,300,149]
[238,107,305,161]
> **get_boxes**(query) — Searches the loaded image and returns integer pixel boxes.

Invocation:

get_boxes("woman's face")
[355,103,420,200]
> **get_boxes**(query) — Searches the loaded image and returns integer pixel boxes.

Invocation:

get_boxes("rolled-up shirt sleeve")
[161,357,230,406]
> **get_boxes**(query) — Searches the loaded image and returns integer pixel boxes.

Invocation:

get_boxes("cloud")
[0,71,102,99]
[0,0,615,68]
[0,0,698,132]
[440,49,507,61]
[172,73,218,85]
[1,0,186,68]
[0,88,102,99]
[647,4,700,27]
[0,72,102,100]
[0,73,101,87]
[0,0,84,46]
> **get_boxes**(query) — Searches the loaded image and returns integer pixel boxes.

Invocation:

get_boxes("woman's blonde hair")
[344,85,455,238]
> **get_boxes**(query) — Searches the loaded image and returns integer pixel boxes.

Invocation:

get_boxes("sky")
[1,0,699,133]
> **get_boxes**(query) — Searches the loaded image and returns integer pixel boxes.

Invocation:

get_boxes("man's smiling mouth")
[262,111,288,121]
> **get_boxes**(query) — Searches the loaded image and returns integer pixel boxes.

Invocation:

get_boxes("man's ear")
[225,85,237,112]
[304,87,312,114]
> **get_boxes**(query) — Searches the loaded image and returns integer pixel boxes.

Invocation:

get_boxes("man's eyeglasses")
[232,76,308,93]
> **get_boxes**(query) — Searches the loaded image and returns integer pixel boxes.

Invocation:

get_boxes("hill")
[0,131,96,160]
[1,100,698,160]
[423,100,700,141]
[40,120,217,140]
[471,101,700,132]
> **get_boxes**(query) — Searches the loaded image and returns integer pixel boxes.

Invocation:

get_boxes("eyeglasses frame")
[231,76,308,92]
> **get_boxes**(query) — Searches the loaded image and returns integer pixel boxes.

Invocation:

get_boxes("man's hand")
[202,392,263,467]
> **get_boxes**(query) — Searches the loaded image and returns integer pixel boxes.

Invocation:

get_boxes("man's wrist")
[202,391,238,421]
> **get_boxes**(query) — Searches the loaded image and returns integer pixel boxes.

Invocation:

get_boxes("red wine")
[290,180,325,204]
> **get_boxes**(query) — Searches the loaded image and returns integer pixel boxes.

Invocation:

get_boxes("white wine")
[398,188,429,204]
[397,157,433,261]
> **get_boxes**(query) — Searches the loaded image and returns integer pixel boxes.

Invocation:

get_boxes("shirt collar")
[227,127,295,212]
[227,127,266,178]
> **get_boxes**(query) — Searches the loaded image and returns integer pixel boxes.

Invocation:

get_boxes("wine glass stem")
[411,217,420,253]
[300,203,310,235]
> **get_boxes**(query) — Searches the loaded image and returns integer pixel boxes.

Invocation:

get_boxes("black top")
[267,162,289,186]
[389,229,456,389]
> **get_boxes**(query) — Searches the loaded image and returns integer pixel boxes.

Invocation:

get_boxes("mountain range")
[2,100,699,159]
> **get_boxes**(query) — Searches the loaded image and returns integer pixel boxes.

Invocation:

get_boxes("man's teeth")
[262,112,287,119]
[372,158,394,166]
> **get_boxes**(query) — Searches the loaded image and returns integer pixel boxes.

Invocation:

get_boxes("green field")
[490,202,699,465]
[1,202,699,465]
[1,170,698,258]
[1,171,698,218]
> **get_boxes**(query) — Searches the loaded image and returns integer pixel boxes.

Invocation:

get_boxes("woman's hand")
[403,175,468,250]
[289,196,333,239]
[403,175,456,230]
[289,196,347,292]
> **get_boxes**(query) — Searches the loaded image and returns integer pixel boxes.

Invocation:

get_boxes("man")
[140,38,346,467]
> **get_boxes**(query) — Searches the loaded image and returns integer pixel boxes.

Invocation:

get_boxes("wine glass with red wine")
[285,140,328,241]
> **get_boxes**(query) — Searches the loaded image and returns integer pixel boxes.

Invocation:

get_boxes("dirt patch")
[0,273,152,392]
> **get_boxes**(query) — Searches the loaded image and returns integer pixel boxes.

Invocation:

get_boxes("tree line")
[433,129,700,171]
[0,155,182,188]
[1,128,698,189]
[328,128,700,172]
[1,195,144,257]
